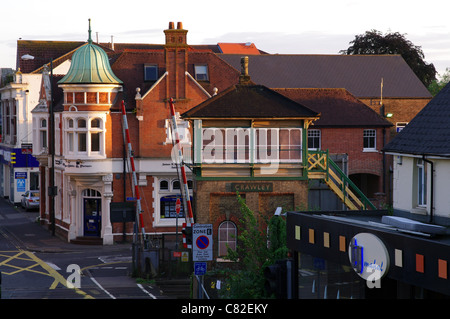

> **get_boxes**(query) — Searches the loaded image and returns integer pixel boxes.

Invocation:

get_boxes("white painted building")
[0,70,41,203]
[385,83,450,226]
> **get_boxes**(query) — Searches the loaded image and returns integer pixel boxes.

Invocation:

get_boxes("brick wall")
[320,127,387,176]
[195,179,308,257]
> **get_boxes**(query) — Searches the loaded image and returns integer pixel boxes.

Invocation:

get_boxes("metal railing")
[308,150,376,210]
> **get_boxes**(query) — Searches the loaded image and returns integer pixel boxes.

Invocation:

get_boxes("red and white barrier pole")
[121,100,146,243]
[169,98,194,224]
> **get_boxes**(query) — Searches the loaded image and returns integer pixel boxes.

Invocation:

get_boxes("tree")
[428,67,450,96]
[341,30,437,87]
[218,193,288,299]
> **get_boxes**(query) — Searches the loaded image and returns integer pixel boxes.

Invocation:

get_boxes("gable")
[384,81,450,156]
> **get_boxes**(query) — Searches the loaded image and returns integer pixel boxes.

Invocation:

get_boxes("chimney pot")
[177,22,183,29]
[169,22,174,29]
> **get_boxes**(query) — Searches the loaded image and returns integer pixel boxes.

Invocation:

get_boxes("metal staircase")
[308,150,376,210]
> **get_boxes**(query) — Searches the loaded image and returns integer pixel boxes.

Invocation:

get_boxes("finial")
[88,18,92,44]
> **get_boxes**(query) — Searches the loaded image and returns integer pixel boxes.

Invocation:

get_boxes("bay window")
[64,114,105,157]
[200,127,303,164]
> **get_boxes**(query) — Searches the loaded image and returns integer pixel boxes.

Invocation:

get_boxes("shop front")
[287,211,450,299]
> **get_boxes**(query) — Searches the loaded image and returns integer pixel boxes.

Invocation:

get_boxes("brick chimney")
[164,22,188,99]
[239,56,251,84]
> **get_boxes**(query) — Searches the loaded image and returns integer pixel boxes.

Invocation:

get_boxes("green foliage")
[219,193,288,299]
[428,67,450,96]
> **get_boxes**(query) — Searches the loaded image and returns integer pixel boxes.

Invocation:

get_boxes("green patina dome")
[59,20,122,84]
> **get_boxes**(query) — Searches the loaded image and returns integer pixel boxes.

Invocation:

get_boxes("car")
[21,190,40,211]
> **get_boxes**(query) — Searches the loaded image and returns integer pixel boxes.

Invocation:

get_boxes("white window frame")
[417,159,427,207]
[308,129,321,150]
[363,129,376,151]
[154,177,193,227]
[63,111,106,159]
[39,118,48,150]
[201,127,302,164]
[218,221,237,257]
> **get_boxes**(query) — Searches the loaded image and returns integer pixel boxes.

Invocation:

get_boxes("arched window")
[160,180,169,190]
[91,118,101,128]
[218,221,237,257]
[77,119,86,128]
[172,180,180,190]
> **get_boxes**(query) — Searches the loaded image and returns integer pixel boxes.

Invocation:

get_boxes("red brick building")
[275,88,392,203]
[30,22,240,244]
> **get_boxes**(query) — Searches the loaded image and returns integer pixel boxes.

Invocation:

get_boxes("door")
[83,197,101,237]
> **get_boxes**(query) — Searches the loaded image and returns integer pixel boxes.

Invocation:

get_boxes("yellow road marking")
[0,250,94,299]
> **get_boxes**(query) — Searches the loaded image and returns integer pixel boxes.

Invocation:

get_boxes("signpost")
[192,224,213,262]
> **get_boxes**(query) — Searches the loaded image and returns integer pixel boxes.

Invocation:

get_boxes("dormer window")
[144,64,158,81]
[194,65,208,81]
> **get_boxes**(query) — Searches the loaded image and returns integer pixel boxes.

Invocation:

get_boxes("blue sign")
[196,236,209,249]
[194,262,207,276]
[15,172,27,179]
[17,179,26,192]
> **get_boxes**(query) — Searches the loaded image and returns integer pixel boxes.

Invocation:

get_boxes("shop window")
[158,178,193,220]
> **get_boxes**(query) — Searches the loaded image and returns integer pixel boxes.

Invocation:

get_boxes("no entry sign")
[192,224,213,261]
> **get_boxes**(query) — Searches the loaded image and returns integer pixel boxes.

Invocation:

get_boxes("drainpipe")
[422,155,434,224]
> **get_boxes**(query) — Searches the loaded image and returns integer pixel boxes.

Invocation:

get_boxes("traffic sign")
[196,236,209,249]
[192,224,213,261]
[194,262,207,276]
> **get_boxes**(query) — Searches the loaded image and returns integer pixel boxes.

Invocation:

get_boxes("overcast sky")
[2,0,450,78]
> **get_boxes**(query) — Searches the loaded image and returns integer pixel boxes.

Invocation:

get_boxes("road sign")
[192,224,213,261]
[194,262,207,276]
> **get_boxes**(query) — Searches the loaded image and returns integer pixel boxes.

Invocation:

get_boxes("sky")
[2,0,450,78]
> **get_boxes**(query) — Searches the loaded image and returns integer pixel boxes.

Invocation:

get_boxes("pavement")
[0,199,192,300]
[0,200,131,254]
[0,199,148,296]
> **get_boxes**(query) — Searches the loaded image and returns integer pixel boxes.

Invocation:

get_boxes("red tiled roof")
[218,43,261,55]
[274,88,392,127]
[16,40,224,73]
